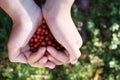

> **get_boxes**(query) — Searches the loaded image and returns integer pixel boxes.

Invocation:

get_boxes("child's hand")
[42,0,83,64]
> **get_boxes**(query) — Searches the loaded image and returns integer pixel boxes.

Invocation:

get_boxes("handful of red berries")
[29,19,65,53]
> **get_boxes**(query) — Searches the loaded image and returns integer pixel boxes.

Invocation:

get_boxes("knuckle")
[77,38,83,48]
[65,58,69,63]
[29,63,37,67]
[9,57,16,62]
[74,50,81,58]
[30,64,35,67]
[57,63,63,65]
[77,52,81,58]
[8,52,15,62]
[70,51,81,63]
[27,59,33,64]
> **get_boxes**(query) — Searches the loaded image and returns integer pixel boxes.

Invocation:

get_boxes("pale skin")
[43,0,83,64]
[0,0,82,68]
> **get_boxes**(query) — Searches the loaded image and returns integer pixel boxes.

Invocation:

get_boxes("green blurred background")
[0,0,120,80]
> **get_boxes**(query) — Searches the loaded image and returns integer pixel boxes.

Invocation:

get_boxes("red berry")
[29,43,33,47]
[37,27,42,32]
[34,38,38,43]
[40,36,44,40]
[33,35,37,38]
[37,35,40,39]
[41,41,46,46]
[34,44,38,48]
[30,38,34,43]
[56,46,60,51]
[42,25,46,29]
[42,29,45,33]
[42,19,46,24]
[45,36,49,41]
[29,18,65,53]
[30,47,34,50]
[45,31,49,35]
[47,41,52,46]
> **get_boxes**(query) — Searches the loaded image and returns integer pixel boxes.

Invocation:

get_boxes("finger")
[47,47,69,63]
[68,47,81,64]
[28,47,46,64]
[30,56,48,67]
[7,25,31,63]
[38,56,48,64]
[62,37,82,64]
[24,51,31,60]
[45,61,56,69]
[8,44,32,63]
[12,52,27,63]
[64,50,69,57]
[21,44,31,59]
[47,54,63,65]
[21,44,30,53]
[8,47,28,63]
[76,37,83,49]
[72,34,82,63]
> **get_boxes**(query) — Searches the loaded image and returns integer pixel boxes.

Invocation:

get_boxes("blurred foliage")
[0,0,120,80]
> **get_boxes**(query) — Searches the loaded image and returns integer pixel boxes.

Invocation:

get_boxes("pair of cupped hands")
[0,0,82,69]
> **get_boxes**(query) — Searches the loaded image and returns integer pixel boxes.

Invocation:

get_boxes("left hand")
[5,0,42,63]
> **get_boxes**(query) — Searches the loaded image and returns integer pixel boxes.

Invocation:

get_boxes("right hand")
[42,0,83,64]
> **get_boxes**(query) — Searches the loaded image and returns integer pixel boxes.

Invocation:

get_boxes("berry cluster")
[29,19,65,53]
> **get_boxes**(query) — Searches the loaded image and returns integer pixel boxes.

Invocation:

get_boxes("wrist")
[44,0,74,12]
[59,0,75,7]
